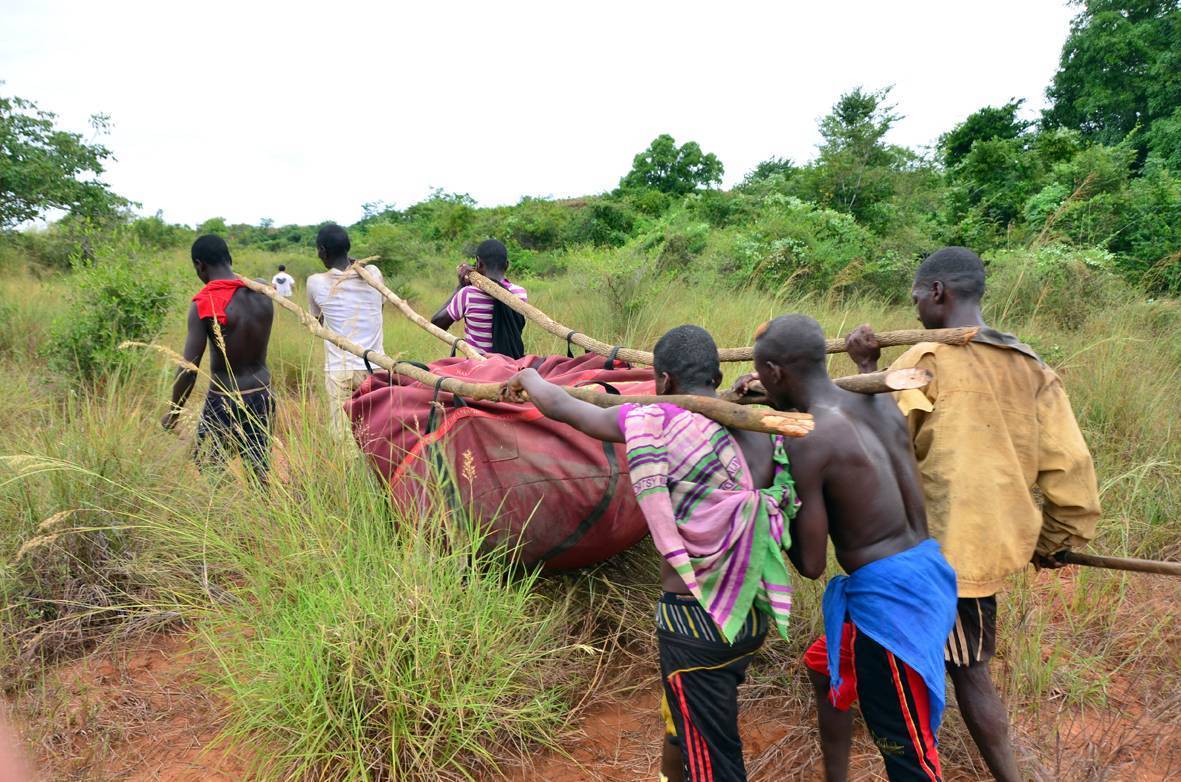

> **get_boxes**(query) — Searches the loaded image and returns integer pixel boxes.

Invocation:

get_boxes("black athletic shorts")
[194,387,274,476]
[805,625,945,782]
[656,592,767,782]
[944,596,997,667]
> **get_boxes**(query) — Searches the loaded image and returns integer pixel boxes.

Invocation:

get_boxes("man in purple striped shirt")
[431,239,528,358]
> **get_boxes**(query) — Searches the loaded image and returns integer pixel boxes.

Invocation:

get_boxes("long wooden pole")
[238,275,814,437]
[465,271,977,364]
[349,260,485,361]
[719,367,932,403]
[1058,551,1181,577]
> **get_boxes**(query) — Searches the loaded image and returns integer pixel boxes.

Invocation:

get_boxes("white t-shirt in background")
[306,266,385,371]
[271,272,295,297]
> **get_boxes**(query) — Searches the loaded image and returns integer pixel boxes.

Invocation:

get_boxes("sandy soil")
[7,618,1178,781]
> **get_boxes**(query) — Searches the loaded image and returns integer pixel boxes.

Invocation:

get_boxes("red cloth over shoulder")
[193,279,245,324]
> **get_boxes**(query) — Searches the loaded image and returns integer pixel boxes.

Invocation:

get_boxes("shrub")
[622,188,673,217]
[47,242,176,379]
[354,222,434,279]
[402,191,478,242]
[985,244,1127,329]
[567,247,661,321]
[571,200,636,247]
[707,195,876,295]
[499,197,578,251]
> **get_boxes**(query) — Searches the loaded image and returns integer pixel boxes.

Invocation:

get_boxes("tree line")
[3,0,1179,294]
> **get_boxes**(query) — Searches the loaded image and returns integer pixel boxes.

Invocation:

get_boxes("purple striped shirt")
[445,280,528,353]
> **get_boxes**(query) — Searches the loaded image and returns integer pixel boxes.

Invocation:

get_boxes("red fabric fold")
[193,279,245,324]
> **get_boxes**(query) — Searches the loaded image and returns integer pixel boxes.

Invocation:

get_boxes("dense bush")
[353,221,434,278]
[47,241,176,379]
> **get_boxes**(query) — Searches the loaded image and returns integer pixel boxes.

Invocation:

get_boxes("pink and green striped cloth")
[617,402,799,643]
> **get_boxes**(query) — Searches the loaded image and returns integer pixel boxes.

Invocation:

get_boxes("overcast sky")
[1,0,1076,227]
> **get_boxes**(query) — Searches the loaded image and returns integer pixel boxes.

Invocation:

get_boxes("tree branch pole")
[349,259,486,362]
[464,271,978,365]
[1058,551,1181,577]
[237,275,814,437]
[719,367,933,404]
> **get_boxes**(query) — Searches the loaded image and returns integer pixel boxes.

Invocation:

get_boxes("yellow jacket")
[891,328,1100,597]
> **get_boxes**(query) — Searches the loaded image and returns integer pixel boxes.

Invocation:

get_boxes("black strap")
[565,330,580,359]
[362,350,378,375]
[450,338,470,359]
[576,380,622,395]
[426,376,467,434]
[604,346,621,370]
[537,440,622,562]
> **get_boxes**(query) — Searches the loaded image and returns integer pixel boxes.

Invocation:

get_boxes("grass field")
[1,245,1180,780]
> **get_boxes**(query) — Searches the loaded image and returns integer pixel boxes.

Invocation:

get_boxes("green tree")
[619,134,724,196]
[808,86,905,227]
[1042,0,1181,150]
[742,157,795,185]
[940,100,1030,168]
[1146,106,1181,172]
[0,91,127,228]
[198,216,228,235]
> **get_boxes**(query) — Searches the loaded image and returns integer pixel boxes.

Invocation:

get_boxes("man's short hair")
[191,234,231,266]
[754,314,827,369]
[278,264,286,272]
[475,238,509,273]
[916,246,986,300]
[653,324,721,390]
[317,223,351,257]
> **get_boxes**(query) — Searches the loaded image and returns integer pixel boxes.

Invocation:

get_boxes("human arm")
[845,324,881,374]
[161,303,206,430]
[1033,374,1101,566]
[306,277,324,325]
[501,368,624,443]
[784,437,831,579]
[430,264,475,331]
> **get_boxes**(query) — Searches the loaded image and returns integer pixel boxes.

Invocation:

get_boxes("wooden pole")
[237,275,814,437]
[1058,551,1181,577]
[719,367,933,404]
[349,260,485,361]
[465,271,656,365]
[465,271,977,364]
[717,327,980,361]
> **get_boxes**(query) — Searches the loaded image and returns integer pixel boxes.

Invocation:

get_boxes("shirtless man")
[503,325,795,782]
[162,234,275,477]
[751,314,957,782]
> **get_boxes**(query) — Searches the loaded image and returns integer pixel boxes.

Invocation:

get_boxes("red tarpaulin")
[345,353,655,571]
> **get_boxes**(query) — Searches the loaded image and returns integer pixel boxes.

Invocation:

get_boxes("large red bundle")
[345,353,655,571]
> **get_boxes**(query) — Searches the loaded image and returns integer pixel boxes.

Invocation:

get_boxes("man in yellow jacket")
[840,246,1100,782]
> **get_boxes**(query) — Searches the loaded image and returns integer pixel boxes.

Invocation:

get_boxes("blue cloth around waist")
[822,538,957,738]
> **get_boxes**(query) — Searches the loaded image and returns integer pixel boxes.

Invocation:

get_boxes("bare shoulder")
[241,286,274,313]
[785,408,846,461]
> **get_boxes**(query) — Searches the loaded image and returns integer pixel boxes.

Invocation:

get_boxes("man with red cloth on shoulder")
[161,235,275,479]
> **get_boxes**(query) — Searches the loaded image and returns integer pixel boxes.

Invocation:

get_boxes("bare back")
[789,390,928,574]
[205,288,274,391]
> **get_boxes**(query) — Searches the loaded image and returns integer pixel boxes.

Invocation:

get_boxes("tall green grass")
[2,243,1179,779]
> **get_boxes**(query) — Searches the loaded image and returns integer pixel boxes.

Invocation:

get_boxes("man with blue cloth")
[751,314,957,782]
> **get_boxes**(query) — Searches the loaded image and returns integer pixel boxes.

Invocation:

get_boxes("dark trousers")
[657,592,767,782]
[195,388,274,477]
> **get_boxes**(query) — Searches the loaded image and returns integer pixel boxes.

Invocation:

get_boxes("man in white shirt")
[306,224,385,436]
[271,264,295,297]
